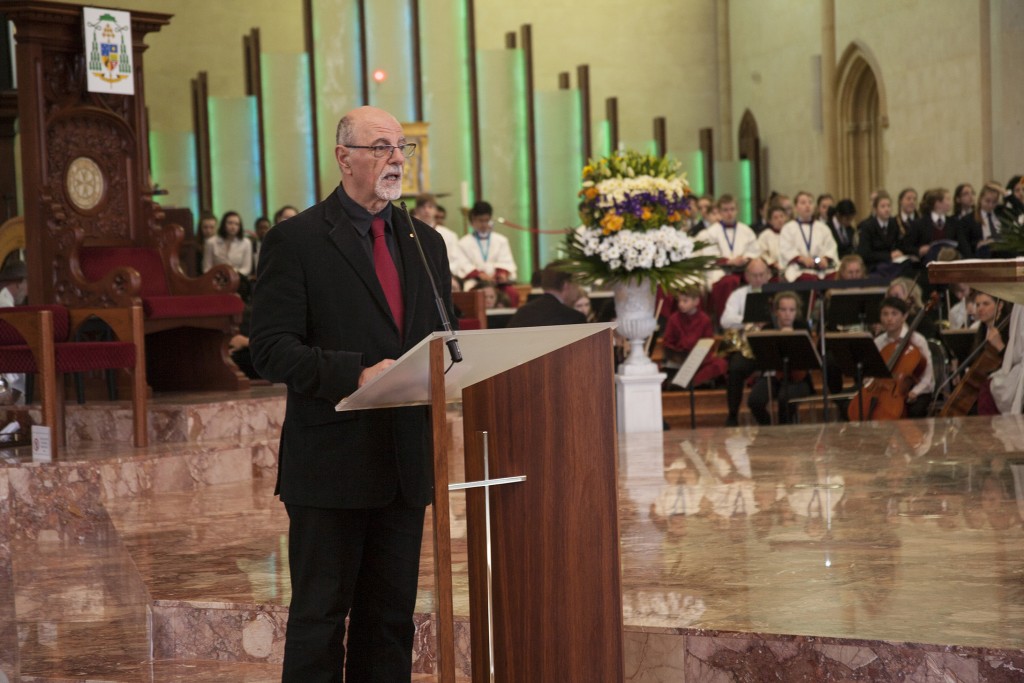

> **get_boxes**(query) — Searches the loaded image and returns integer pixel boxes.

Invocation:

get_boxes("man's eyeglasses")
[345,143,417,159]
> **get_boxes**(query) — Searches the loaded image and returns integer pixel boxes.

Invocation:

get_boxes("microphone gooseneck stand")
[399,202,462,366]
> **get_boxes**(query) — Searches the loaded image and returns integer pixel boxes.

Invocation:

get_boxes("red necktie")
[935,217,945,239]
[371,217,404,335]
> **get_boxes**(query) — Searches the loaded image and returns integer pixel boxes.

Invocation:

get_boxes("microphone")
[399,202,462,364]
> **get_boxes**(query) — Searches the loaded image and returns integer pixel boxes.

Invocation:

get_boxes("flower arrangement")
[994,197,1024,254]
[561,150,712,293]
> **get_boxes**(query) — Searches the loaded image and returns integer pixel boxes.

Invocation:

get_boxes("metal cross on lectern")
[447,430,526,683]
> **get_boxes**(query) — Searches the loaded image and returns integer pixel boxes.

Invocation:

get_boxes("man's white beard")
[375,165,403,201]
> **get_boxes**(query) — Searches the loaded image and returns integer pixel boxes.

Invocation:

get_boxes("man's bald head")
[334,106,407,214]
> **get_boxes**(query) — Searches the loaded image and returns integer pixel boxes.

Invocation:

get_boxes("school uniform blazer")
[249,190,454,510]
[856,217,903,268]
[906,215,953,252]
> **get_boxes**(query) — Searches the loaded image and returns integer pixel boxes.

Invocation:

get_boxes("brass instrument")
[718,326,755,359]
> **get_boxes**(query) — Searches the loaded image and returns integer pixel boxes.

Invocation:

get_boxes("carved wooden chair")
[0,304,147,456]
[54,223,248,392]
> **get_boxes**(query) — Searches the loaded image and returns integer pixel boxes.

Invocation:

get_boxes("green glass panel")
[209,96,262,225]
[477,48,531,281]
[261,53,316,214]
[364,0,414,121]
[536,89,583,267]
[149,130,198,219]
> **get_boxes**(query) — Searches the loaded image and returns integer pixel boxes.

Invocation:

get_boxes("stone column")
[821,0,838,193]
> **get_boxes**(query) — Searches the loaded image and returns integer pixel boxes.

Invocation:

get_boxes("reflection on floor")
[1,386,1023,681]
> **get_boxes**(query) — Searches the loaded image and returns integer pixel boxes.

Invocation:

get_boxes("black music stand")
[940,329,975,365]
[825,332,892,421]
[747,330,821,425]
[743,292,773,325]
[827,288,886,330]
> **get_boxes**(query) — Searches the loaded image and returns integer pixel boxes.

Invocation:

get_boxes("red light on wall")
[372,69,387,83]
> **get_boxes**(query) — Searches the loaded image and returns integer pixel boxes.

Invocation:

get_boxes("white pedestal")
[615,372,666,434]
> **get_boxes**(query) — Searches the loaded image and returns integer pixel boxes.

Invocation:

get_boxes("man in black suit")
[250,105,453,682]
[507,264,587,327]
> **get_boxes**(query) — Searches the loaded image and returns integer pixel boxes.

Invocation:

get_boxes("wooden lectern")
[339,325,625,683]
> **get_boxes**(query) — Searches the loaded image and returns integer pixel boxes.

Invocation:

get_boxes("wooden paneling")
[462,330,623,682]
[243,29,268,218]
[577,64,592,162]
[301,0,322,197]
[520,24,539,272]
[191,71,212,215]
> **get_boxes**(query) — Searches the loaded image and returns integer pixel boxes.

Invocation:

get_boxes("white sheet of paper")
[671,338,715,389]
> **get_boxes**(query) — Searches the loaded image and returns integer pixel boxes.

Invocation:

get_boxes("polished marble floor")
[2,393,1023,680]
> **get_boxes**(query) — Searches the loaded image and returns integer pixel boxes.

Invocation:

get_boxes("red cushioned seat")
[142,294,244,320]
[458,318,482,331]
[79,247,169,297]
[55,341,136,372]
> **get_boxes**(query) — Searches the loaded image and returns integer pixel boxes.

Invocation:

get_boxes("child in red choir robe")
[662,286,727,387]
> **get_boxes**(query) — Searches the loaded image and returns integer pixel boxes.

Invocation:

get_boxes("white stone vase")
[614,278,660,376]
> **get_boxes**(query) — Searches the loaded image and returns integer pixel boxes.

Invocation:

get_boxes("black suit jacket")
[507,293,587,328]
[856,217,905,269]
[250,189,453,509]
[828,220,856,258]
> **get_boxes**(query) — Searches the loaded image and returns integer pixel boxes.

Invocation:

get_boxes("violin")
[939,303,1011,417]
[848,293,938,421]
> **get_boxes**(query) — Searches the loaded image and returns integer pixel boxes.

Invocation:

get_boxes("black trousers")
[727,354,758,421]
[282,497,426,683]
[748,375,813,425]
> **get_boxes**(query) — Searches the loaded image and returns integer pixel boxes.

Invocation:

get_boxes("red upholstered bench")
[55,222,249,392]
[0,304,147,455]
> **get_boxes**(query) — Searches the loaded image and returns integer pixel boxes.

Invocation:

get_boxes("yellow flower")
[668,211,682,222]
[641,206,652,220]
[584,187,599,200]
[600,213,624,234]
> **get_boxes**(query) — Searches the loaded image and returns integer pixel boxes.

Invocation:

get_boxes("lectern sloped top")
[928,258,1024,304]
[336,322,615,411]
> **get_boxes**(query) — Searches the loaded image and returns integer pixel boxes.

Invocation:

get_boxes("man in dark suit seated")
[507,263,587,327]
[250,105,453,681]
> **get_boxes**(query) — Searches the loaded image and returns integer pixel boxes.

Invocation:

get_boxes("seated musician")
[662,285,727,387]
[722,258,772,426]
[779,191,839,282]
[971,292,1012,415]
[875,297,935,419]
[884,277,937,340]
[987,303,1024,414]
[747,291,813,425]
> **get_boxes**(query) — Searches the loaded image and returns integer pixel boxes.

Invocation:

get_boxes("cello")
[848,293,938,421]
[939,301,1010,417]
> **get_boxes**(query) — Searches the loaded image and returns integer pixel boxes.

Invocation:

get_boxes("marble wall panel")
[152,602,288,663]
[624,630,686,682]
[5,463,106,541]
[410,613,472,678]
[679,633,1024,682]
[186,397,285,444]
[0,541,17,683]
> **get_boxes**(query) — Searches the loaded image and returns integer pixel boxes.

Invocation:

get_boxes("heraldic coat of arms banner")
[83,7,134,96]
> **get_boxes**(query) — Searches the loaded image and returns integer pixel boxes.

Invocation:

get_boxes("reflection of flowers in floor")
[621,590,706,627]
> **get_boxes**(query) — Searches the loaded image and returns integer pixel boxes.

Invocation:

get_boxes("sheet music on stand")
[827,287,886,329]
[670,338,715,389]
[671,338,716,430]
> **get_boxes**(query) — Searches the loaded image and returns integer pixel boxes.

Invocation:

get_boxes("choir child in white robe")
[755,204,789,273]
[779,191,838,282]
[696,194,759,321]
[458,200,518,293]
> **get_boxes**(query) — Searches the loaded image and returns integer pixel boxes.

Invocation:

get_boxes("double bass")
[848,294,938,421]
